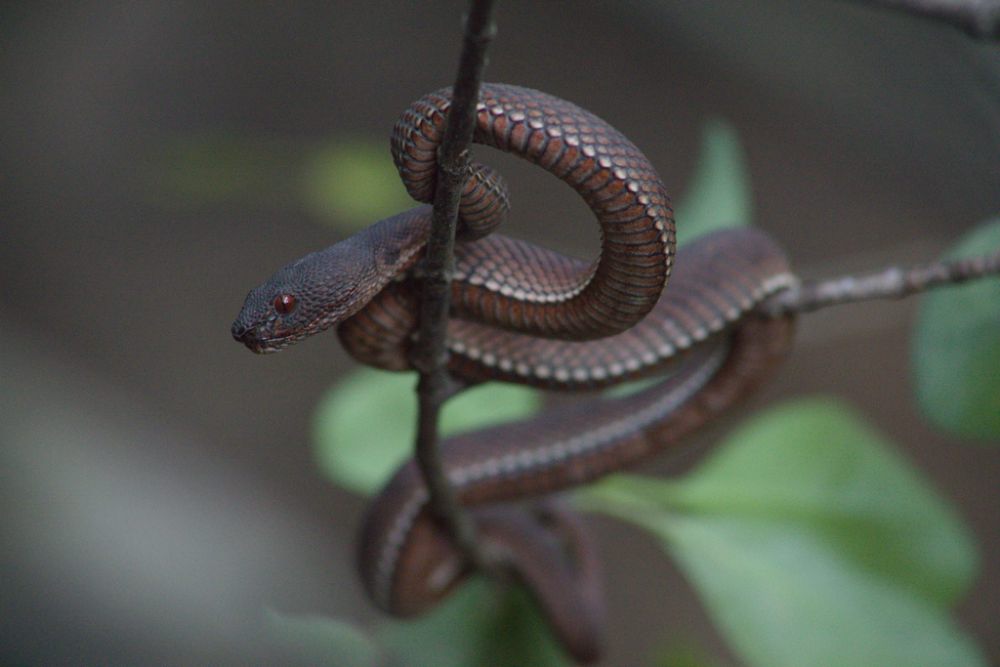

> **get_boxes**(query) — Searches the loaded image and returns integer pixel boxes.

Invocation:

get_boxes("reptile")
[232,83,796,663]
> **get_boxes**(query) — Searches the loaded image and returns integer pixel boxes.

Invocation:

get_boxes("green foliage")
[912,219,1000,441]
[265,581,569,667]
[153,134,410,230]
[667,398,976,604]
[302,139,413,229]
[674,118,752,245]
[580,398,984,667]
[313,368,541,495]
[663,519,981,667]
[650,642,722,667]
[308,394,985,667]
[377,579,569,667]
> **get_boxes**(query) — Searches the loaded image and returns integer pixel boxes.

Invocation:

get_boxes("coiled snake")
[232,84,797,663]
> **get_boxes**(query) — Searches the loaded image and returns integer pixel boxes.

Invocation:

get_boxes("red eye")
[273,294,297,314]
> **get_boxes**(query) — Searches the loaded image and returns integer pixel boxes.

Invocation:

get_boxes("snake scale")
[232,84,797,663]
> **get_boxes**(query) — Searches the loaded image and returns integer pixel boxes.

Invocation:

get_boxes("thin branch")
[409,0,498,571]
[851,0,1000,38]
[762,248,1000,316]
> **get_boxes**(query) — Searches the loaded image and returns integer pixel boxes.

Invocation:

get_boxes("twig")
[850,0,1000,38]
[761,248,1000,316]
[410,0,498,571]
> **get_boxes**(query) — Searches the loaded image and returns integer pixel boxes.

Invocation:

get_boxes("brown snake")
[232,84,797,663]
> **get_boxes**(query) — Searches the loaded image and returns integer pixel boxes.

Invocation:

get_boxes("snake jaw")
[234,331,285,354]
[231,323,280,354]
[232,314,313,354]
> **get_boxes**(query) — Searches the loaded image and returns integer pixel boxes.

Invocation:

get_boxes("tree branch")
[762,248,1000,316]
[409,0,498,571]
[851,0,1000,38]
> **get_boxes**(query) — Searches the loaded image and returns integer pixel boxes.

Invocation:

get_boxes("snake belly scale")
[232,83,796,663]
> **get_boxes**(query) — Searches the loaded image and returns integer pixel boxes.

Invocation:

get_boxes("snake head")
[231,240,378,354]
[232,210,428,354]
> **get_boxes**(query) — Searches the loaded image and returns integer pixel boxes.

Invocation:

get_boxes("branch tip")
[762,248,1000,316]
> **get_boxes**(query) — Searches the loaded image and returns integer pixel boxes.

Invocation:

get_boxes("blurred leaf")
[650,642,722,667]
[263,581,569,667]
[912,219,1000,441]
[377,578,569,667]
[668,398,976,604]
[151,134,411,230]
[580,398,983,667]
[264,608,379,667]
[602,374,663,400]
[313,369,541,495]
[666,518,983,667]
[302,138,413,230]
[674,118,752,245]
[154,134,294,205]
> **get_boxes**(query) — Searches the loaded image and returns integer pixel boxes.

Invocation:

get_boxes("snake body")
[232,84,796,663]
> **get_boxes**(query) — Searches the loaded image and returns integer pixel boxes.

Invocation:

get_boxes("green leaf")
[377,578,570,667]
[580,398,983,667]
[663,518,985,667]
[674,118,752,245]
[263,581,570,667]
[669,398,976,604]
[302,138,413,231]
[912,219,1000,441]
[313,369,541,495]
[264,608,379,667]
[650,642,722,667]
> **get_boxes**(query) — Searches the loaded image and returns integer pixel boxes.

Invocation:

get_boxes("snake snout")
[231,319,267,353]
[231,320,248,341]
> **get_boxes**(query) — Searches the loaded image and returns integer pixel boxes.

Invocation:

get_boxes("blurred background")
[2,1,998,664]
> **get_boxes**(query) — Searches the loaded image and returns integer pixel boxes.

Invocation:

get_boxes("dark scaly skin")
[392,84,675,339]
[232,84,674,350]
[231,208,434,353]
[354,231,796,665]
[231,84,797,664]
[339,227,796,388]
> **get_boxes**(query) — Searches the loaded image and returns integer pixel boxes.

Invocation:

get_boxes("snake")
[231,84,797,663]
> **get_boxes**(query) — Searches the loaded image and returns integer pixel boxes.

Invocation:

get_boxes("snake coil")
[232,84,797,663]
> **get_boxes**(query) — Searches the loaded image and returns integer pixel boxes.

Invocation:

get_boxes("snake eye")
[273,294,297,315]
